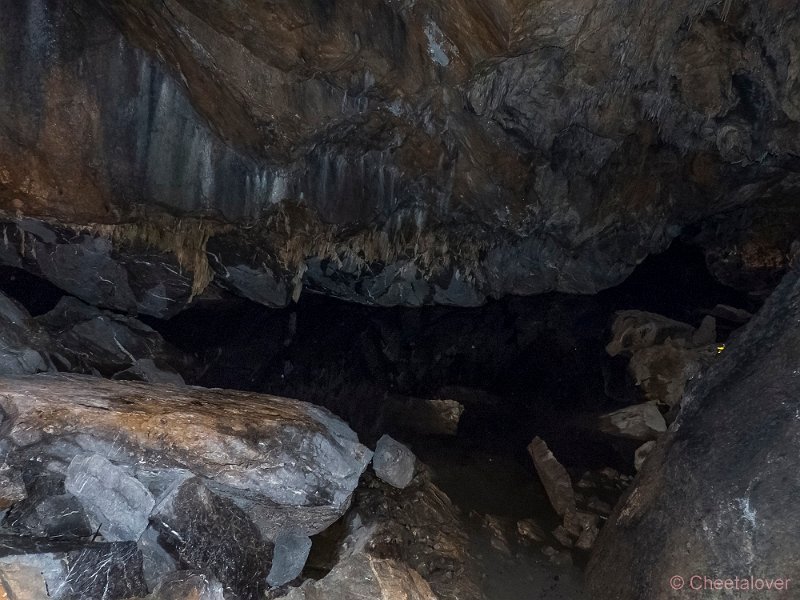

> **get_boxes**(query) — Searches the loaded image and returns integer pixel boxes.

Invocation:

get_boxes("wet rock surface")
[587,265,800,599]
[0,1,798,307]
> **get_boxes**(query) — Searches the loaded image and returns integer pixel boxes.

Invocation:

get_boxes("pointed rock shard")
[597,402,667,441]
[527,437,576,518]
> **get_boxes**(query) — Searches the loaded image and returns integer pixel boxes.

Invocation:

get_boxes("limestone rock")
[267,533,313,588]
[322,470,480,600]
[516,519,547,543]
[634,441,656,472]
[627,342,717,408]
[38,296,194,382]
[0,291,52,376]
[597,402,667,441]
[282,553,438,600]
[606,310,719,408]
[606,311,698,357]
[65,453,155,542]
[1,0,798,307]
[150,477,275,600]
[384,397,464,436]
[145,571,225,600]
[587,266,800,599]
[0,537,147,600]
[527,437,576,517]
[0,466,26,510]
[0,374,372,599]
[373,434,416,489]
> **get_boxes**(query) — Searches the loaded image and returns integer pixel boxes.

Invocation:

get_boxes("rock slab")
[527,437,576,518]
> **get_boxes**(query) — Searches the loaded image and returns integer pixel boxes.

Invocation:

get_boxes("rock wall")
[1,0,798,308]
[586,263,800,599]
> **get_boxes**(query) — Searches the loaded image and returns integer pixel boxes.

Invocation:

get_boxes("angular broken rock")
[267,532,313,588]
[373,434,416,489]
[282,553,438,600]
[597,401,667,441]
[527,437,576,517]
[37,296,193,382]
[65,453,155,542]
[606,311,698,357]
[517,518,547,543]
[331,469,480,600]
[151,477,274,599]
[634,441,656,471]
[0,375,372,597]
[145,570,225,600]
[0,466,26,510]
[627,342,716,408]
[563,510,601,551]
[0,536,147,600]
[0,290,53,376]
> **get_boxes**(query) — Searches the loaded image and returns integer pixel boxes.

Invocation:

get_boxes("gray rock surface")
[266,533,313,588]
[587,265,800,599]
[298,468,478,600]
[38,296,194,382]
[65,453,155,542]
[606,310,719,408]
[372,434,416,489]
[0,466,26,510]
[0,290,53,375]
[0,537,147,600]
[0,374,372,600]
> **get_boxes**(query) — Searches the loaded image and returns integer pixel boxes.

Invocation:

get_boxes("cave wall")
[0,0,798,311]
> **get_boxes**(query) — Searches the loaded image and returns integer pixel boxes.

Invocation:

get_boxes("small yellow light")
[716,344,726,353]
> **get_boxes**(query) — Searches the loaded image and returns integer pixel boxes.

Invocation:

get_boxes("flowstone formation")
[0,0,798,311]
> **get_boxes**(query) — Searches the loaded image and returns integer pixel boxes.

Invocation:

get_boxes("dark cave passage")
[0,239,755,490]
[21,239,743,529]
[2,0,800,597]
[139,239,755,461]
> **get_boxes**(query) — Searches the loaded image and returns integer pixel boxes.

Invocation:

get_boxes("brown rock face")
[0,0,799,308]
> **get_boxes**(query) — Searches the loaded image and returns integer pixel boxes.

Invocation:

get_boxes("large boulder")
[0,375,372,599]
[587,265,800,599]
